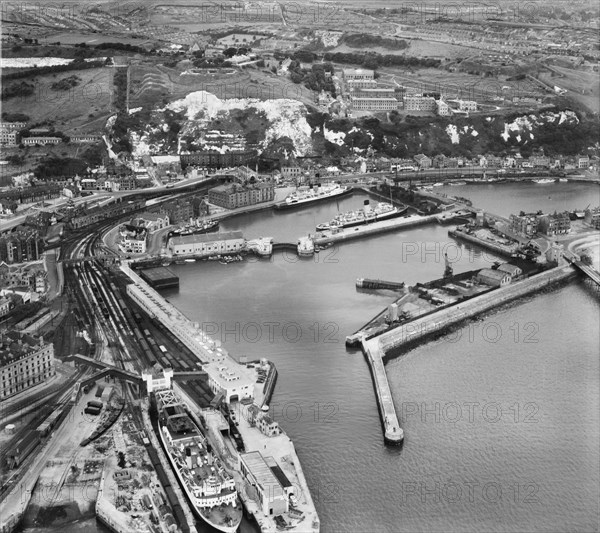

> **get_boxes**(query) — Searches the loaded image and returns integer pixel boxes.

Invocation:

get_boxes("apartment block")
[0,331,55,399]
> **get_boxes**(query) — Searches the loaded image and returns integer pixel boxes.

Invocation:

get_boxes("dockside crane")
[443,253,454,279]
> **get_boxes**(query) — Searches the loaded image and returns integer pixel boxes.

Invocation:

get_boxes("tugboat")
[155,389,243,533]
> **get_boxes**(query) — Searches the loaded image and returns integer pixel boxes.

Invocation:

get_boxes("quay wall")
[377,265,576,355]
[448,229,517,258]
[360,265,576,444]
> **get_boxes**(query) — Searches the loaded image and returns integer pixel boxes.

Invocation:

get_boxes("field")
[129,61,316,110]
[2,67,114,132]
[37,32,152,46]
[331,39,476,60]
[538,65,600,114]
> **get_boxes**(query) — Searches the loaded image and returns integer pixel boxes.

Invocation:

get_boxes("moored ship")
[316,200,407,231]
[274,183,350,210]
[155,389,242,533]
[169,218,219,238]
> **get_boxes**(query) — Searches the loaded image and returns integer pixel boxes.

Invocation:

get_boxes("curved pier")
[361,338,404,445]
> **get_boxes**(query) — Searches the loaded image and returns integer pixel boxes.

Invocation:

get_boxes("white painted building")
[239,451,289,517]
[168,231,244,258]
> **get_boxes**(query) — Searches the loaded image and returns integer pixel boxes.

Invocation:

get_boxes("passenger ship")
[316,200,407,231]
[155,390,242,533]
[274,183,350,210]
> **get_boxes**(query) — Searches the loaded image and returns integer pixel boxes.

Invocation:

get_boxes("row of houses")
[398,153,593,170]
[509,211,572,238]
[1,122,101,147]
[0,230,45,265]
[0,261,47,293]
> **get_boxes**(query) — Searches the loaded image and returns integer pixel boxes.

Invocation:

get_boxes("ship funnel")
[364,199,370,206]
[185,447,193,469]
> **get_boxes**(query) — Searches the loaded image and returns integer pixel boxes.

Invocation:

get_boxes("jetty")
[358,265,575,444]
[361,338,404,445]
[449,227,519,258]
[356,278,405,291]
[312,211,472,247]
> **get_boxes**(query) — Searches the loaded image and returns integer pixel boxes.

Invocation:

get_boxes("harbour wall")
[360,265,576,444]
[378,265,576,356]
[361,338,404,445]
[313,214,439,246]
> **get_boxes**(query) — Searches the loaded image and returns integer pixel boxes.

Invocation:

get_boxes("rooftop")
[0,331,49,367]
[170,231,243,246]
[241,451,284,493]
[477,268,510,281]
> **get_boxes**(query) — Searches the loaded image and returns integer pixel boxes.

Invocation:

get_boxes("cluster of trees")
[289,62,336,96]
[33,156,88,179]
[1,81,35,100]
[342,34,409,50]
[223,47,251,58]
[316,109,598,160]
[192,57,232,68]
[51,75,81,91]
[2,112,30,122]
[93,42,146,53]
[322,51,440,70]
[113,67,129,113]
[1,59,107,81]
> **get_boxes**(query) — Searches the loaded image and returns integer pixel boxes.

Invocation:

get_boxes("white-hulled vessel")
[275,183,350,210]
[316,200,407,231]
[155,390,242,533]
[533,178,554,184]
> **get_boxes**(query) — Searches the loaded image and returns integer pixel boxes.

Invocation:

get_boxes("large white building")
[350,97,400,111]
[458,100,478,112]
[239,451,292,517]
[0,130,18,146]
[22,136,61,146]
[168,231,244,258]
[343,68,375,81]
[0,331,55,399]
[404,95,437,112]
[436,99,451,116]
[346,79,377,90]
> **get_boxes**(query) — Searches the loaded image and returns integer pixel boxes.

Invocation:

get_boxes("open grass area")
[2,67,113,132]
[539,66,600,114]
[129,61,316,109]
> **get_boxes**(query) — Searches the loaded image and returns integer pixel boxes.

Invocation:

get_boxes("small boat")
[533,178,554,184]
[185,258,196,263]
[559,178,568,182]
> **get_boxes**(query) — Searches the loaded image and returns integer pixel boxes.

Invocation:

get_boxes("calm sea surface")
[24,182,600,533]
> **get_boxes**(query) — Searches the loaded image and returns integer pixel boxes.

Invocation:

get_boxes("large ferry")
[274,183,350,210]
[316,200,407,231]
[155,389,242,533]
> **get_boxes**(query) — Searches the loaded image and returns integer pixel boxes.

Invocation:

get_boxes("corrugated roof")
[170,231,243,246]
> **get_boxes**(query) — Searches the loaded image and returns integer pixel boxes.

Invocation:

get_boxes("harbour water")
[20,182,599,533]
[163,182,599,532]
[437,180,599,218]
